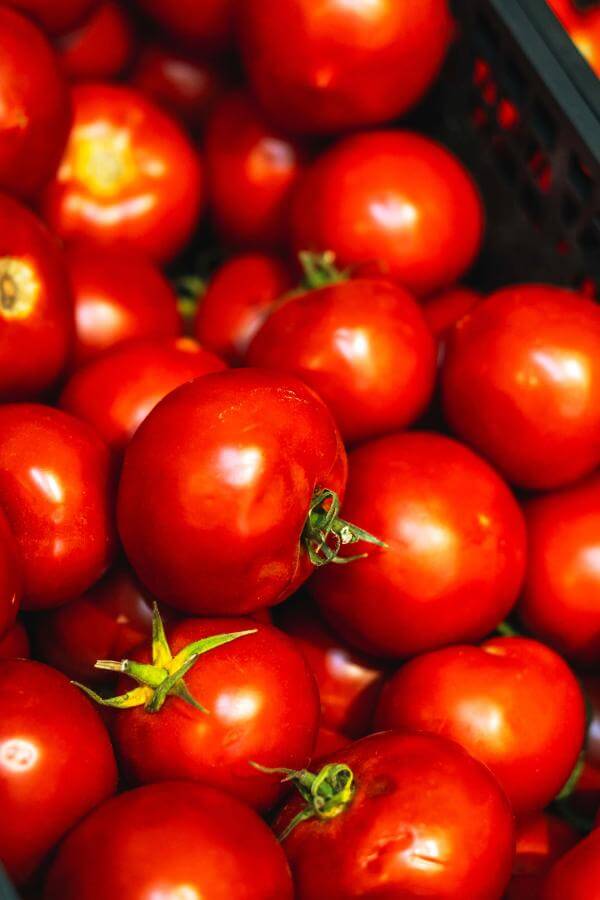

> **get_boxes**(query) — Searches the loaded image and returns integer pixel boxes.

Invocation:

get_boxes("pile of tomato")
[0,1,599,898]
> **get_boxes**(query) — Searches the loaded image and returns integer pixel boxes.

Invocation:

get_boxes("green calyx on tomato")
[303,488,386,567]
[298,251,349,291]
[74,604,256,714]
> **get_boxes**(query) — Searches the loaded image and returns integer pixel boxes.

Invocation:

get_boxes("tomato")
[44,781,293,899]
[571,676,600,818]
[548,0,600,77]
[0,659,116,885]
[117,368,365,615]
[42,84,204,264]
[0,404,115,610]
[3,0,99,35]
[0,8,71,199]
[247,275,436,444]
[442,284,600,490]
[60,336,226,453]
[195,252,294,365]
[311,432,526,658]
[518,473,600,667]
[375,637,586,814]
[0,510,21,640]
[506,812,579,900]
[136,0,234,52]
[273,731,515,899]
[422,285,483,340]
[291,131,484,297]
[56,1,135,82]
[0,621,29,659]
[239,0,452,134]
[205,92,308,250]
[314,726,350,760]
[540,828,600,899]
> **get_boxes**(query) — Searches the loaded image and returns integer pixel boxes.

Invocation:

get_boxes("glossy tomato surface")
[195,252,294,364]
[422,285,483,340]
[56,1,135,82]
[375,637,586,814]
[60,336,226,453]
[506,811,578,900]
[240,0,452,134]
[0,510,21,639]
[0,659,117,885]
[276,731,515,900]
[0,8,71,198]
[313,726,350,760]
[0,195,73,402]
[248,277,436,444]
[291,131,484,297]
[540,828,600,900]
[42,84,204,263]
[136,0,235,51]
[0,404,115,609]
[4,0,99,35]
[311,432,526,658]
[442,284,600,489]
[0,621,29,659]
[118,369,347,614]
[548,0,600,76]
[44,781,293,900]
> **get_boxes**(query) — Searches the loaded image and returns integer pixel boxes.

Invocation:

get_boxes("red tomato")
[56,1,135,82]
[540,828,600,899]
[442,285,600,489]
[506,811,579,900]
[519,473,600,666]
[43,781,293,899]
[3,0,99,35]
[248,277,436,444]
[375,637,586,814]
[136,0,234,52]
[0,659,116,885]
[239,0,452,134]
[60,336,226,453]
[422,285,483,340]
[66,243,180,368]
[118,369,351,615]
[274,731,515,899]
[195,252,294,364]
[0,510,21,640]
[548,0,600,76]
[0,8,71,199]
[291,131,484,297]
[42,84,204,264]
[276,599,387,738]
[313,726,350,760]
[0,621,29,659]
[0,404,115,609]
[205,92,308,250]
[0,194,73,402]
[311,432,526,658]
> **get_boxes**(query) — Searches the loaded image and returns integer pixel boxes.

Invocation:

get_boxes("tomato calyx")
[74,604,256,714]
[175,274,206,326]
[303,487,386,567]
[0,257,39,320]
[299,251,349,291]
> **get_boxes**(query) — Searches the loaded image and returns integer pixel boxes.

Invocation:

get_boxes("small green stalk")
[303,488,386,567]
[299,251,349,290]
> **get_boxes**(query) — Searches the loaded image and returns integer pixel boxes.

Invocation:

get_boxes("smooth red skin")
[66,243,180,369]
[56,1,135,82]
[112,618,320,810]
[136,0,234,52]
[311,432,526,659]
[195,253,294,365]
[0,621,29,659]
[541,829,600,900]
[42,84,204,264]
[518,473,600,666]
[44,782,293,900]
[375,637,586,815]
[118,369,347,614]
[422,285,483,339]
[276,731,515,900]
[240,0,452,135]
[205,92,308,250]
[0,195,73,402]
[0,9,71,199]
[60,337,226,453]
[248,278,437,444]
[4,0,98,35]
[442,285,600,490]
[505,812,579,900]
[314,726,350,760]
[548,0,600,76]
[0,510,21,639]
[0,404,115,609]
[276,599,387,738]
[291,132,484,297]
[0,659,117,885]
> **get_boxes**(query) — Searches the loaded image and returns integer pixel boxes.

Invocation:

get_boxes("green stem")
[303,488,386,567]
[299,251,349,290]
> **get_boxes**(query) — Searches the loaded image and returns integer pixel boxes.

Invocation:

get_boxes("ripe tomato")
[311,432,526,658]
[291,131,484,297]
[118,369,359,615]
[442,284,600,489]
[0,510,21,640]
[422,285,483,340]
[195,252,294,364]
[205,92,308,250]
[519,473,600,667]
[247,276,436,444]
[136,0,234,52]
[0,8,71,199]
[0,194,73,402]
[274,731,515,899]
[506,811,578,900]
[60,337,226,453]
[276,598,386,738]
[0,621,29,659]
[0,659,117,885]
[43,781,293,899]
[239,0,452,134]
[3,0,99,35]
[375,637,586,814]
[56,1,135,82]
[314,726,350,760]
[548,0,600,77]
[42,84,204,264]
[0,404,115,609]
[540,828,600,899]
